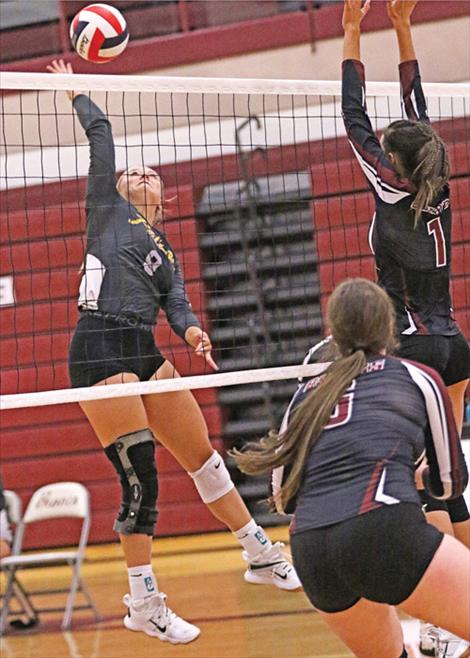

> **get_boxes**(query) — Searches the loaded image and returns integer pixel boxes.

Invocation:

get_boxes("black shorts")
[396,332,470,386]
[290,503,443,613]
[69,313,165,388]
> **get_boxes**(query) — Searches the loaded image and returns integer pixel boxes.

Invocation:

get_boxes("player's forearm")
[394,22,416,63]
[73,94,108,130]
[167,306,200,341]
[399,60,429,123]
[342,26,361,61]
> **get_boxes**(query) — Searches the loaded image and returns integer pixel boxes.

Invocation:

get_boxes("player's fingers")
[46,60,59,73]
[193,344,217,368]
[193,337,218,370]
[195,333,212,350]
[204,352,219,371]
[47,59,68,74]
[194,342,212,356]
[194,339,210,354]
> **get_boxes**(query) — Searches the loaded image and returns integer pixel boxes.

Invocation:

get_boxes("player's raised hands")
[387,0,418,28]
[342,0,370,60]
[387,0,417,62]
[46,58,75,101]
[342,0,371,32]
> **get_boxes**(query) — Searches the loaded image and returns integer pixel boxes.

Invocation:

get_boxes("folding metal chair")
[0,482,101,632]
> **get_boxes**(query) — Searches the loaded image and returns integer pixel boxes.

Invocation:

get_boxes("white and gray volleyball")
[70,4,129,63]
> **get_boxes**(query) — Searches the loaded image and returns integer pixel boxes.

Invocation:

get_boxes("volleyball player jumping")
[234,277,470,658]
[47,59,300,645]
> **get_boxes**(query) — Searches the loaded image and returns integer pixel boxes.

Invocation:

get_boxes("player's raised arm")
[47,58,118,209]
[46,58,75,100]
[387,0,417,63]
[387,1,429,123]
[341,0,380,158]
[342,0,370,61]
[341,1,414,203]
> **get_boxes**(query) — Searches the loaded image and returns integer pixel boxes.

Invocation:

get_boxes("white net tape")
[1,71,468,97]
[0,363,329,410]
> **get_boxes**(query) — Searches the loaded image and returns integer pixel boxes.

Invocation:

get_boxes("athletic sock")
[234,519,272,559]
[127,564,158,600]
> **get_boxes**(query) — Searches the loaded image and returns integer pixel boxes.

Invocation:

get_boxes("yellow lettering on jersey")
[128,217,175,263]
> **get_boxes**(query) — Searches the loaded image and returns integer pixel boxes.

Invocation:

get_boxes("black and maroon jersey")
[281,356,467,534]
[72,94,200,336]
[342,59,458,337]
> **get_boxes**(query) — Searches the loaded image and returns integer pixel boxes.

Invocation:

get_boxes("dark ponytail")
[383,120,449,227]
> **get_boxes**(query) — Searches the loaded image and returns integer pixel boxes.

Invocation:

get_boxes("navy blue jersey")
[342,60,458,337]
[298,336,337,384]
[279,356,467,534]
[73,94,200,336]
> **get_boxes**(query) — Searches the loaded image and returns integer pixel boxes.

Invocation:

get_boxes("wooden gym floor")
[1,526,468,658]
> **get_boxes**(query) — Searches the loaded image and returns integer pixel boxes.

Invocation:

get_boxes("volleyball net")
[1,72,468,421]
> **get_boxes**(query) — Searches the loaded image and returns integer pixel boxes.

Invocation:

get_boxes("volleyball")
[70,4,129,63]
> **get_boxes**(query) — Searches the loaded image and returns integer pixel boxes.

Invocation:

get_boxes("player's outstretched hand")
[386,0,418,28]
[185,326,219,371]
[46,59,75,101]
[342,0,371,32]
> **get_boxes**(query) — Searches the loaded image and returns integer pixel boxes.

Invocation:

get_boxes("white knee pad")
[188,451,234,504]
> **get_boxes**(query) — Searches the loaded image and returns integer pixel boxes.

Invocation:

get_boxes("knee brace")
[188,451,234,504]
[418,489,448,514]
[104,429,158,536]
[447,495,470,523]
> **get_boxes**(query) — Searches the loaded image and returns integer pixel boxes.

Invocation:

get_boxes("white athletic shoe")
[419,622,440,656]
[123,592,200,644]
[243,541,302,591]
[436,631,469,658]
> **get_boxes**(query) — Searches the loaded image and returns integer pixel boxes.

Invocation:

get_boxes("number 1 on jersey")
[427,216,447,267]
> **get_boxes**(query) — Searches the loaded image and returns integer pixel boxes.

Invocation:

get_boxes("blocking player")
[341,1,470,652]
